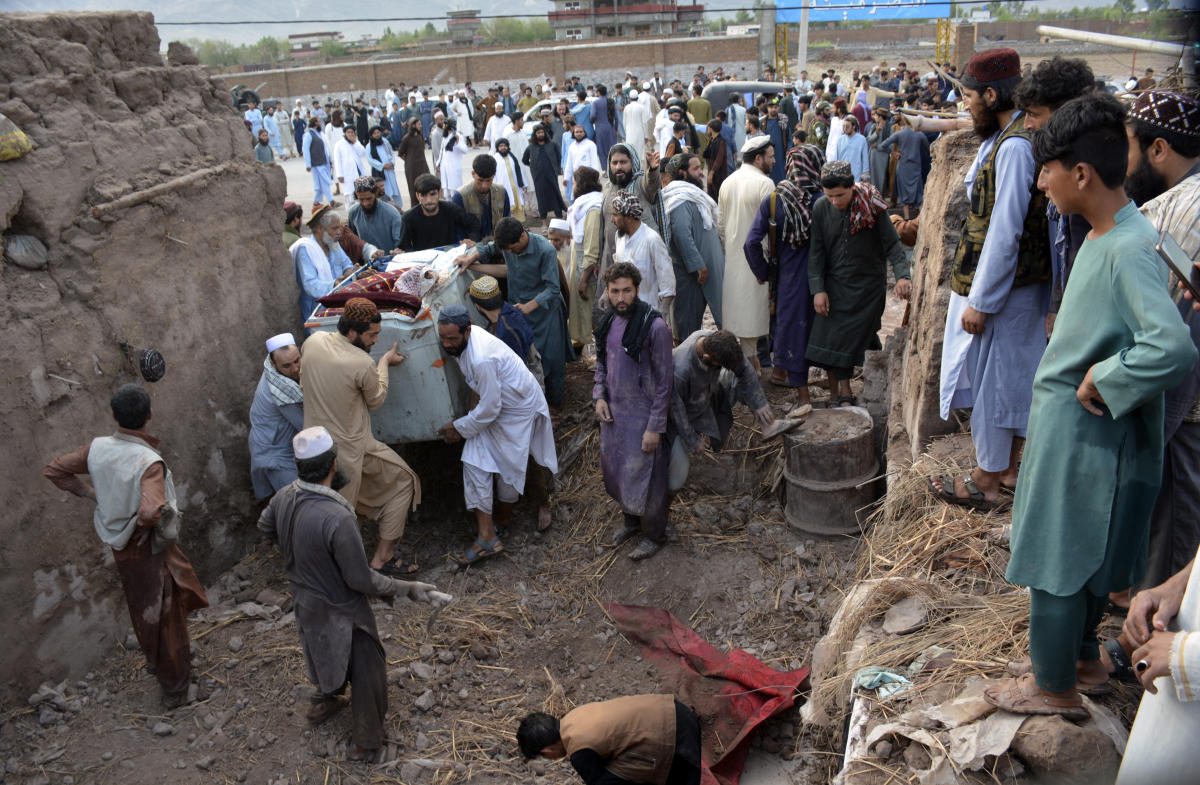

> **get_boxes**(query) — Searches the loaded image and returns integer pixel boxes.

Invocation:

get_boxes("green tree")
[248,36,286,64]
[319,39,348,59]
[1112,0,1135,21]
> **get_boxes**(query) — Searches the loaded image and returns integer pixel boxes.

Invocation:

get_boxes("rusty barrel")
[783,407,881,536]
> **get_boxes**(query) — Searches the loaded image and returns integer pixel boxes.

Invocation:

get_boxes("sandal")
[1005,656,1114,696]
[378,555,420,576]
[836,396,857,407]
[769,372,800,388]
[456,536,503,567]
[928,474,1002,511]
[605,525,640,548]
[306,696,348,725]
[348,744,384,763]
[1102,638,1138,684]
[628,537,662,561]
[983,674,1088,721]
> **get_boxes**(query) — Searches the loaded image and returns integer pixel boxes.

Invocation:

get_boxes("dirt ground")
[3,360,865,785]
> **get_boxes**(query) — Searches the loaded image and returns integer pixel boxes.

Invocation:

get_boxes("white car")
[521,94,597,137]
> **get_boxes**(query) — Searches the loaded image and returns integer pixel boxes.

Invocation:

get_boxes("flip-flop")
[836,396,857,407]
[928,474,1003,512]
[455,536,503,567]
[983,674,1088,721]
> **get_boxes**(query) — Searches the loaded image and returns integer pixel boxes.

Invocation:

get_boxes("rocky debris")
[165,41,200,66]
[195,756,214,771]
[410,662,436,681]
[228,635,244,653]
[151,722,174,737]
[3,234,47,270]
[255,588,289,609]
[882,597,928,635]
[414,690,436,712]
[418,644,435,659]
[1010,715,1120,781]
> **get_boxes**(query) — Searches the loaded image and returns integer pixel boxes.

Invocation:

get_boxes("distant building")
[725,23,760,36]
[448,9,484,46]
[546,1,705,41]
[288,31,342,59]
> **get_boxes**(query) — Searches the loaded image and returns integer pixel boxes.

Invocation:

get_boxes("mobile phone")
[1155,232,1200,305]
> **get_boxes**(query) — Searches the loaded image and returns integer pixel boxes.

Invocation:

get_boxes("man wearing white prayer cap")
[719,133,776,370]
[249,332,304,498]
[257,424,441,763]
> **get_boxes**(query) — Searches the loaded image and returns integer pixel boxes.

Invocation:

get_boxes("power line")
[154,1,1051,26]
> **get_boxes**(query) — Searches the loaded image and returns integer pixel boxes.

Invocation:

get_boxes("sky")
[0,0,1136,47]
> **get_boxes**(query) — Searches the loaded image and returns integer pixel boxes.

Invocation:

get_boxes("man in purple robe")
[592,261,674,561]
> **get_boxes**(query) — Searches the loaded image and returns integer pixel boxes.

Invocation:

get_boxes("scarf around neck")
[263,356,303,407]
[848,182,890,234]
[661,180,719,231]
[569,191,604,243]
[593,297,661,364]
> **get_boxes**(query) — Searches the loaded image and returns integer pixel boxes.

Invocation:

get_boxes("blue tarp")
[776,0,952,23]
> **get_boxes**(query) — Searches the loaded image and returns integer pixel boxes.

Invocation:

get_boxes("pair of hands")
[386,579,440,605]
[437,421,463,444]
[593,399,660,453]
[515,300,539,315]
[1123,577,1187,694]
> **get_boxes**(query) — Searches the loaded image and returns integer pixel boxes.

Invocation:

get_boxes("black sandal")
[1103,637,1138,683]
[927,474,1003,511]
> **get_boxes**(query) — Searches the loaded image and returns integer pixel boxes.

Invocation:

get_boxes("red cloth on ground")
[604,603,809,785]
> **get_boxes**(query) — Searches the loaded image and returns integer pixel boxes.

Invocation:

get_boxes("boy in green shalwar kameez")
[984,93,1198,719]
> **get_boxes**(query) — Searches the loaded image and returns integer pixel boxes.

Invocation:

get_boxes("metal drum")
[783,407,882,536]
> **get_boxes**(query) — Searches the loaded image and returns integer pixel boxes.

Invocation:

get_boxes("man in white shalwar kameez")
[483,103,512,151]
[492,139,526,222]
[623,91,651,162]
[437,305,557,566]
[333,127,369,204]
[1115,547,1200,785]
[718,135,776,369]
[610,192,675,316]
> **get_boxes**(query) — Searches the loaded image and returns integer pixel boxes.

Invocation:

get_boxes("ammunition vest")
[951,120,1051,297]
[458,183,507,241]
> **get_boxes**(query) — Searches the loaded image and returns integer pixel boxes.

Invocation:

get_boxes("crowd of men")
[40,49,1200,780]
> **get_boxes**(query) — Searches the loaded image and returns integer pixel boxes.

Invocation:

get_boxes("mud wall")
[886,130,980,466]
[0,12,295,697]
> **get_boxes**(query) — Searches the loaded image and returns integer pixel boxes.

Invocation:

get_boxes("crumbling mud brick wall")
[887,130,980,465]
[0,12,295,697]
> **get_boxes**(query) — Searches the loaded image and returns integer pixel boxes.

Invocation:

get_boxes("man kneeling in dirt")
[667,328,782,494]
[257,426,440,762]
[518,694,702,785]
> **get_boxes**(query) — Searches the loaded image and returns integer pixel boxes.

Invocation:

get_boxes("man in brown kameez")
[301,297,421,575]
[44,384,209,707]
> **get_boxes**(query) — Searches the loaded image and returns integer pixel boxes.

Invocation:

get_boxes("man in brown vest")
[451,154,510,243]
[518,694,702,785]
